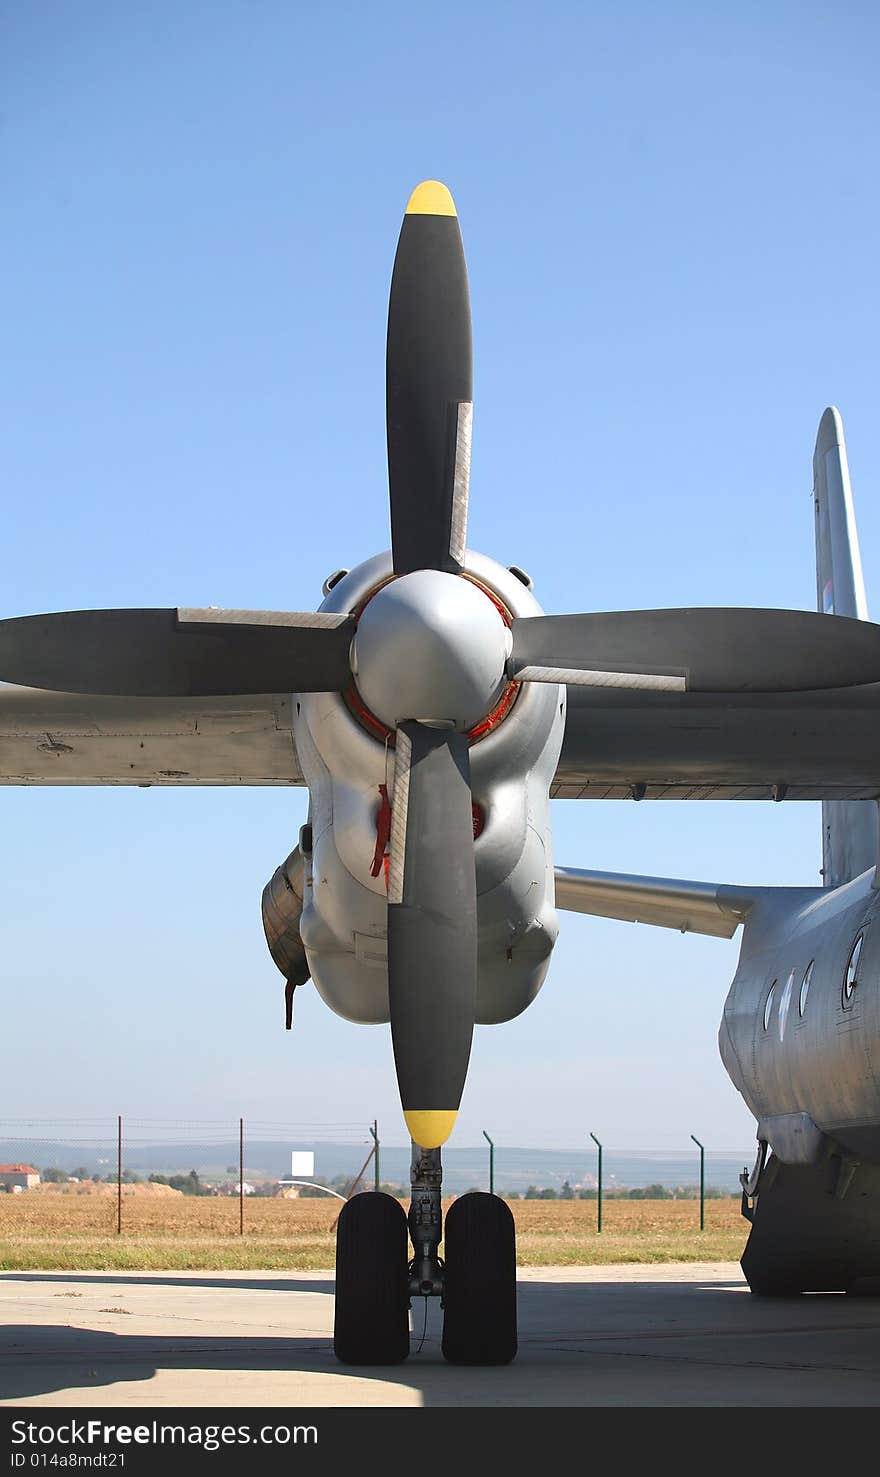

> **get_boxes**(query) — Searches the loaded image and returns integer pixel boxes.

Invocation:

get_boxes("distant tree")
[560,1180,575,1200]
[538,1187,558,1200]
[524,1185,540,1200]
[41,1167,66,1183]
[71,1167,90,1181]
[505,1191,521,1200]
[148,1170,208,1195]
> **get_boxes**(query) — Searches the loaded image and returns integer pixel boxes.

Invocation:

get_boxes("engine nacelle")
[291,549,566,1026]
[261,843,310,987]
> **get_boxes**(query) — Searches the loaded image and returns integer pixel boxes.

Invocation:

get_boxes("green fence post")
[690,1134,705,1230]
[482,1130,495,1194]
[589,1132,603,1233]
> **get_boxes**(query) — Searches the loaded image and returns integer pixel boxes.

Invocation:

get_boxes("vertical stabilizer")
[814,407,877,886]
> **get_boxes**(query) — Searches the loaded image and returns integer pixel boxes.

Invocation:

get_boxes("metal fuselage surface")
[720,871,880,1166]
[292,551,565,1026]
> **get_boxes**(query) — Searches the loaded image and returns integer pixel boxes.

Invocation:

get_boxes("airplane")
[3,180,880,1366]
[557,404,880,1303]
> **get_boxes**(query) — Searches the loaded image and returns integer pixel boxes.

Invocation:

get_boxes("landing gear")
[741,1153,880,1296]
[332,1139,518,1365]
[333,1192,410,1364]
[442,1193,517,1364]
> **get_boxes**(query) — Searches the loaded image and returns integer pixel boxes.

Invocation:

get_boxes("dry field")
[0,1192,750,1271]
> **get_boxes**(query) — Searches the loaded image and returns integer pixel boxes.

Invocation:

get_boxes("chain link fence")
[0,1118,375,1233]
[0,1118,752,1237]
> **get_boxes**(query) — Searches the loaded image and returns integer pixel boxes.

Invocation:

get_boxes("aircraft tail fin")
[814,407,877,886]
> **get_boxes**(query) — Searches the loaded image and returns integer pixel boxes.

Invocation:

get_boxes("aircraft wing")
[554,866,764,938]
[0,683,303,785]
[553,682,880,800]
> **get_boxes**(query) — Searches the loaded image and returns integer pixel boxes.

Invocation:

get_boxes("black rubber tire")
[333,1192,410,1364]
[442,1192,517,1365]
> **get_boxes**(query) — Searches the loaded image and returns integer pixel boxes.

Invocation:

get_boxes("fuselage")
[720,871,880,1165]
[290,550,565,1026]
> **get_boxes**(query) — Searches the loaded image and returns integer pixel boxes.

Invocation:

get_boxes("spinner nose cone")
[351,570,509,731]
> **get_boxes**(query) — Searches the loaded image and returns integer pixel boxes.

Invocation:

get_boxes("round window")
[763,980,777,1032]
[843,933,863,1005]
[799,960,814,1017]
[778,970,795,1041]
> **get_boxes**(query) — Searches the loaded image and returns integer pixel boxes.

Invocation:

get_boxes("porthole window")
[843,933,864,1006]
[799,961,814,1017]
[763,980,777,1032]
[778,970,795,1041]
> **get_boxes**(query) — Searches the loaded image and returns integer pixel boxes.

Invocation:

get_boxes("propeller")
[386,180,472,576]
[0,608,355,696]
[386,722,477,1151]
[508,607,880,693]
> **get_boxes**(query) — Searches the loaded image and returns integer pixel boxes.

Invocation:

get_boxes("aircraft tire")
[333,1192,410,1364]
[441,1192,517,1364]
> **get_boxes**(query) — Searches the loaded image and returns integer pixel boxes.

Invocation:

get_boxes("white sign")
[291,1152,315,1178]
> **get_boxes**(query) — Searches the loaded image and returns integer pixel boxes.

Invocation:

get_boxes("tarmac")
[2,1262,880,1407]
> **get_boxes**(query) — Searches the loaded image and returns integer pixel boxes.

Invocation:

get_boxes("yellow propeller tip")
[404,1110,458,1148]
[405,180,457,217]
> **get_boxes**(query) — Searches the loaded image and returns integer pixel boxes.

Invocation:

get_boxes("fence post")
[589,1132,602,1233]
[690,1134,705,1230]
[239,1118,244,1235]
[482,1130,495,1195]
[117,1115,122,1236]
[370,1121,379,1191]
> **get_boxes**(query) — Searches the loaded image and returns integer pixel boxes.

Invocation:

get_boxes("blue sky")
[2,3,879,1151]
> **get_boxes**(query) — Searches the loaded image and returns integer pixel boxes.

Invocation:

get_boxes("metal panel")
[0,683,303,784]
[554,681,880,799]
[554,865,757,939]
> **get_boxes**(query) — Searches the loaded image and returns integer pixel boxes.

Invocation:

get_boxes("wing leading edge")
[0,684,303,785]
[554,866,765,938]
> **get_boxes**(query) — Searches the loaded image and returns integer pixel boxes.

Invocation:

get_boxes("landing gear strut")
[333,1139,517,1365]
[408,1143,444,1298]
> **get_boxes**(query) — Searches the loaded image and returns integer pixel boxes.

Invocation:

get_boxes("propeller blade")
[386,181,472,575]
[509,608,880,693]
[0,608,355,696]
[386,721,477,1149]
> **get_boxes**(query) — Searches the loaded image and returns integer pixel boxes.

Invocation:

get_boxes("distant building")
[0,1163,40,1190]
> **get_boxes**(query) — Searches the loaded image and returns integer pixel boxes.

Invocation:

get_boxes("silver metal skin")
[717,873,880,1165]
[351,569,510,731]
[553,867,756,939]
[293,549,564,1027]
[813,405,877,886]
[261,846,310,986]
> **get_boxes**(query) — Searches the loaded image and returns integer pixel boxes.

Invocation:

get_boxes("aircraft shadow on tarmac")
[3,1273,880,1405]
[0,1271,336,1296]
